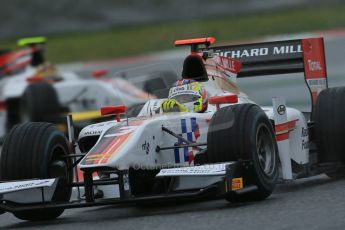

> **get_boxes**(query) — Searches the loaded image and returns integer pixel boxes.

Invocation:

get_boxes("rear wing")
[0,49,33,77]
[0,37,47,76]
[205,38,328,110]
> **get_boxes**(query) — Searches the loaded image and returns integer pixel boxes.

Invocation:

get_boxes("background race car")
[0,37,178,138]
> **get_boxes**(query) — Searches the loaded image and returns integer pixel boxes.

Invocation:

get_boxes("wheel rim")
[50,145,69,179]
[256,124,276,177]
[49,144,72,202]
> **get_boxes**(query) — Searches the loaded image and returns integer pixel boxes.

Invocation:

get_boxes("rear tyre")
[314,87,345,178]
[20,82,61,123]
[0,122,72,220]
[6,82,62,133]
[206,104,278,202]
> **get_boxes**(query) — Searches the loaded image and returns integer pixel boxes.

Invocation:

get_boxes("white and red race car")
[0,36,344,221]
[0,37,173,139]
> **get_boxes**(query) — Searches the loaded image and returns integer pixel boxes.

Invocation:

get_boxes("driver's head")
[168,79,208,113]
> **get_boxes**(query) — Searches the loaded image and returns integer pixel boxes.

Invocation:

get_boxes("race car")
[0,36,344,221]
[0,37,174,138]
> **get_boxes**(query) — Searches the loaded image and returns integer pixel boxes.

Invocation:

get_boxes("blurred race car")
[0,37,166,138]
[1,36,344,221]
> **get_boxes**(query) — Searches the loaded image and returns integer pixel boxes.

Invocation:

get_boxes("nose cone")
[80,124,137,167]
[79,118,153,170]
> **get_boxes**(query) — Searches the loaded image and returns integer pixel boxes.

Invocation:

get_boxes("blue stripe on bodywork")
[174,148,180,163]
[187,132,194,143]
[184,145,189,162]
[181,119,187,133]
[191,117,196,132]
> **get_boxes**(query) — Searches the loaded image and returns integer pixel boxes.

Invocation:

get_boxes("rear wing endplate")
[204,38,328,110]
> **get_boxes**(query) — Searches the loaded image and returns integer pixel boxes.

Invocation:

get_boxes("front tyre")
[0,122,72,220]
[206,104,278,202]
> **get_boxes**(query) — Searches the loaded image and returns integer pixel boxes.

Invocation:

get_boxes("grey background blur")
[0,0,341,39]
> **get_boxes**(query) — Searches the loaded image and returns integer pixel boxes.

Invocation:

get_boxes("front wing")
[0,161,251,213]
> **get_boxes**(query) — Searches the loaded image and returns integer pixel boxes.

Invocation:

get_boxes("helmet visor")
[171,94,200,104]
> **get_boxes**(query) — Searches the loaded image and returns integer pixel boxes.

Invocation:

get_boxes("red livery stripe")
[276,133,289,141]
[275,123,288,132]
[275,119,298,141]
[0,101,6,111]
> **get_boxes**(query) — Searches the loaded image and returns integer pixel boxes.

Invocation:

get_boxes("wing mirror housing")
[26,75,44,83]
[92,69,109,79]
[209,94,238,110]
[101,105,127,122]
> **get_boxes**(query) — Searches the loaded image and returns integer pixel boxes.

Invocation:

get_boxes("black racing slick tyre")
[0,123,72,221]
[206,104,279,202]
[20,82,61,123]
[314,87,345,178]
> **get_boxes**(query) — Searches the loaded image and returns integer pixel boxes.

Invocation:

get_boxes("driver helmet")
[168,79,208,113]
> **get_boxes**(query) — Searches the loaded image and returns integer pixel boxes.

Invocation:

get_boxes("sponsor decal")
[214,56,242,73]
[301,127,308,137]
[273,45,302,55]
[83,130,102,136]
[214,44,302,59]
[308,60,322,71]
[0,179,55,194]
[277,104,286,115]
[217,48,265,58]
[307,78,327,87]
[302,38,326,80]
[168,82,201,99]
[301,127,309,150]
[302,139,309,150]
[157,163,227,177]
[141,141,150,155]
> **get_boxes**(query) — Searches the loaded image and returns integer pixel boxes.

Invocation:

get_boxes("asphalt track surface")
[1,34,345,228]
[1,175,345,229]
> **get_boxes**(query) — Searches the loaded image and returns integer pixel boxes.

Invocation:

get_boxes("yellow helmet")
[168,79,208,113]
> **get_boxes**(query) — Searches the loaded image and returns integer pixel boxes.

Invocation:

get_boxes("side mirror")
[101,105,127,122]
[209,94,238,110]
[26,75,44,83]
[92,69,109,79]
